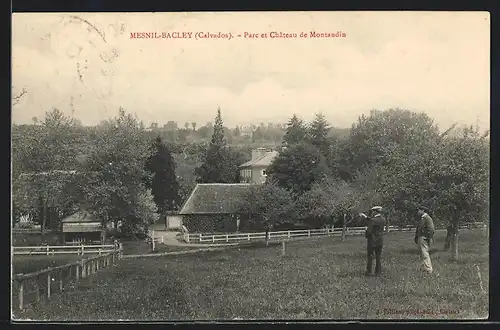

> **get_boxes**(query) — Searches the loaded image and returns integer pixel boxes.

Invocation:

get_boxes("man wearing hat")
[415,206,435,274]
[359,206,386,276]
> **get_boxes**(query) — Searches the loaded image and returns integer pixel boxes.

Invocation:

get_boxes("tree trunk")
[385,215,389,233]
[341,213,347,242]
[41,198,47,243]
[101,211,108,244]
[451,225,459,260]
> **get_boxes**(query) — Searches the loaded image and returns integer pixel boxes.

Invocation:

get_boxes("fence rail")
[183,222,486,244]
[12,244,118,256]
[12,244,123,313]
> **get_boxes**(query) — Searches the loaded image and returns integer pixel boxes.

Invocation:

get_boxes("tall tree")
[191,122,197,131]
[282,114,308,146]
[308,112,331,152]
[195,107,234,183]
[145,136,181,216]
[80,108,159,241]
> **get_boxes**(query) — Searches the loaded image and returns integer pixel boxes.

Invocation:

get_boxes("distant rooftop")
[239,151,278,168]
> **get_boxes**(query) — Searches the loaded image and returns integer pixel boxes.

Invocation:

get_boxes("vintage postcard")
[11,11,490,321]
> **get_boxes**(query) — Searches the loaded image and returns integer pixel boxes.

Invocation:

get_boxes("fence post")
[81,245,85,256]
[308,230,311,237]
[288,231,291,238]
[161,236,164,244]
[226,234,229,243]
[97,257,100,271]
[46,245,49,256]
[35,281,40,303]
[212,235,215,243]
[281,241,286,256]
[186,233,190,243]
[59,270,63,292]
[152,229,156,252]
[18,280,24,311]
[47,272,51,299]
[248,233,250,241]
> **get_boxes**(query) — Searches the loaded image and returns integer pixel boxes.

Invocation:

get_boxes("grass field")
[14,229,489,321]
[121,240,203,255]
[12,255,85,275]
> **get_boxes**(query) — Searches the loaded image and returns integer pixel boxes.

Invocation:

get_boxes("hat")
[417,205,430,213]
[371,206,383,212]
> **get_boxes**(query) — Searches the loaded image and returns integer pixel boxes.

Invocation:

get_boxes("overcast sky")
[12,12,490,131]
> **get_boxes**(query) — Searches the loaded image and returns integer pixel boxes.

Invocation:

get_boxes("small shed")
[179,183,255,233]
[62,210,102,243]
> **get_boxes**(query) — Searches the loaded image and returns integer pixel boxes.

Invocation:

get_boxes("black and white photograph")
[11,11,490,321]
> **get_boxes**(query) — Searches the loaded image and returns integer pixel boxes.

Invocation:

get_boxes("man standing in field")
[415,206,435,274]
[360,206,386,276]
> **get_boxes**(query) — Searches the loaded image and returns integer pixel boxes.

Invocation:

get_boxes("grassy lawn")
[121,240,203,255]
[14,229,489,320]
[12,255,85,275]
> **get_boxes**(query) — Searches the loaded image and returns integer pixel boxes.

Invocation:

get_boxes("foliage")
[78,108,158,238]
[145,136,181,213]
[195,108,237,183]
[308,112,331,154]
[266,141,331,195]
[236,182,297,229]
[282,114,308,146]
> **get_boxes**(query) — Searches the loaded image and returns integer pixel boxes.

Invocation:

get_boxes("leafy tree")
[236,182,296,244]
[12,109,79,240]
[282,114,308,146]
[79,108,158,241]
[266,141,331,195]
[191,122,197,131]
[338,108,440,178]
[427,125,489,260]
[145,136,181,215]
[195,107,235,183]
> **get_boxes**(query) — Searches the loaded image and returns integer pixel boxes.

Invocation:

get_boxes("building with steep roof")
[239,148,278,184]
[179,183,256,233]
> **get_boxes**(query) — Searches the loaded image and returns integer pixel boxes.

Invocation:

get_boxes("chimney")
[252,147,268,160]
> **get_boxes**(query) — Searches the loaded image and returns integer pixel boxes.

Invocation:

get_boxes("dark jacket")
[365,214,386,247]
[415,213,435,240]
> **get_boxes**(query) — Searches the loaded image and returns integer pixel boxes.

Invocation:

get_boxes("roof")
[239,151,278,168]
[62,210,99,223]
[179,183,255,215]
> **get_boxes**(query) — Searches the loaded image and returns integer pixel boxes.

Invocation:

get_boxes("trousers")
[418,236,433,273]
[367,244,382,275]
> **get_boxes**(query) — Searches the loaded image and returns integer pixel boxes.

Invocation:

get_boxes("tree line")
[235,109,489,259]
[12,106,489,259]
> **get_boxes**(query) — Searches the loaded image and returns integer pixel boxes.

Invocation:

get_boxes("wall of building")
[183,214,239,233]
[251,166,268,184]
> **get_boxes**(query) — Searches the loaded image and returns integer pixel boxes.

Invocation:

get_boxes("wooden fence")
[12,244,119,256]
[183,222,486,244]
[12,245,123,313]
